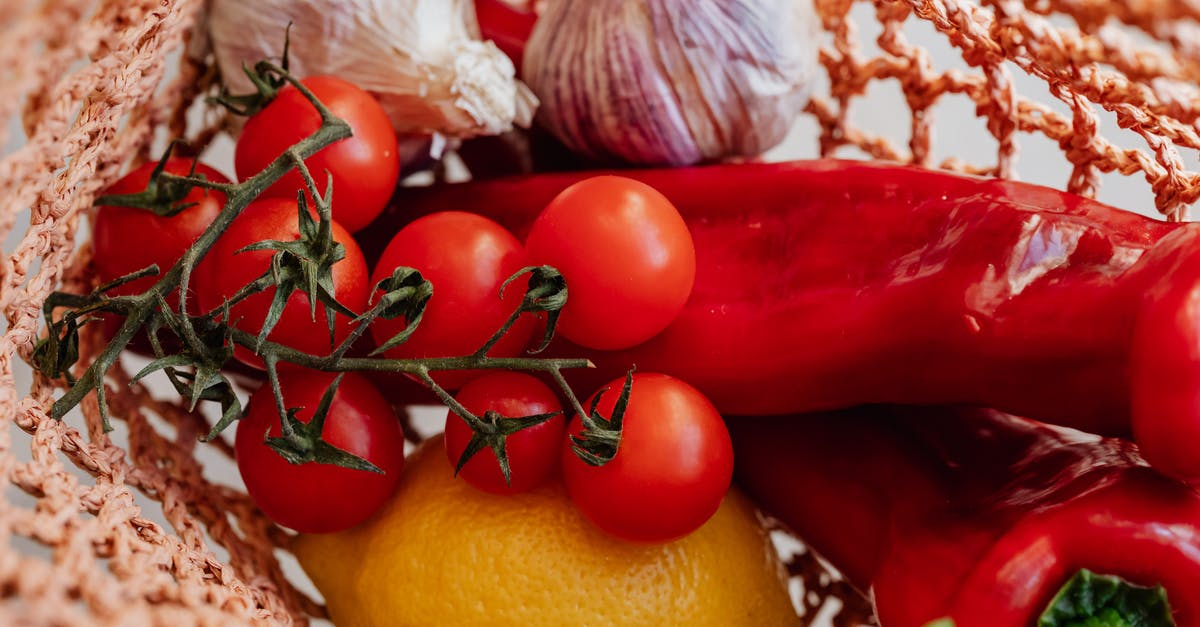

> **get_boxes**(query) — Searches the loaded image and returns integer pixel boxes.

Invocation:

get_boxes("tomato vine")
[34,60,603,472]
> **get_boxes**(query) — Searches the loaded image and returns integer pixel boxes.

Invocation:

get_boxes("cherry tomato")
[444,372,565,495]
[524,176,695,350]
[369,211,533,389]
[562,373,733,543]
[235,76,399,233]
[93,158,230,297]
[194,197,369,369]
[236,369,405,533]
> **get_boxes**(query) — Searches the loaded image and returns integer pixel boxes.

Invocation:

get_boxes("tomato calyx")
[137,307,241,438]
[450,408,562,485]
[363,267,435,356]
[260,373,383,473]
[31,300,95,384]
[33,267,172,384]
[235,184,357,353]
[569,370,635,466]
[494,265,568,354]
[210,26,294,117]
[93,144,213,217]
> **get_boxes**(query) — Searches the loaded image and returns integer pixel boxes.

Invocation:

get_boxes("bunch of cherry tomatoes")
[91,76,734,544]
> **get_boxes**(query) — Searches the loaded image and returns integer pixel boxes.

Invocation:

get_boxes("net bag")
[1,0,1198,624]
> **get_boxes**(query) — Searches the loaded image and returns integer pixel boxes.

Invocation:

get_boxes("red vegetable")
[369,211,532,389]
[474,0,537,75]
[196,197,370,369]
[236,370,405,534]
[730,407,1197,626]
[236,75,399,233]
[524,176,695,350]
[562,373,733,543]
[444,371,565,495]
[93,158,230,297]
[383,160,1200,481]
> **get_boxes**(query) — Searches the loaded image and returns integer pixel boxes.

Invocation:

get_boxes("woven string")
[1,0,1198,624]
[0,0,301,623]
[809,0,1200,220]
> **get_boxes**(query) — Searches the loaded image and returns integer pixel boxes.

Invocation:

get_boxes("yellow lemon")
[294,436,800,626]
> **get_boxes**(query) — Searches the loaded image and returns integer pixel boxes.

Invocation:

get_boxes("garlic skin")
[523,0,819,166]
[208,0,538,139]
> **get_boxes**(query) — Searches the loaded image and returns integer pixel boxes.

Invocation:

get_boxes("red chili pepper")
[474,0,537,75]
[729,407,1197,626]
[380,160,1200,481]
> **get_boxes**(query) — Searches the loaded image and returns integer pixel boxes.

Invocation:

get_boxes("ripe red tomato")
[444,372,565,495]
[194,197,369,369]
[524,176,695,350]
[93,158,230,297]
[236,369,405,533]
[562,373,733,543]
[369,211,533,389]
[235,75,399,233]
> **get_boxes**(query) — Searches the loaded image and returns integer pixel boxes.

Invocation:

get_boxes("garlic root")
[208,0,538,139]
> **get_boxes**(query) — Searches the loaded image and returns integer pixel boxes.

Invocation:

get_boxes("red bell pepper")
[729,406,1197,626]
[379,160,1200,481]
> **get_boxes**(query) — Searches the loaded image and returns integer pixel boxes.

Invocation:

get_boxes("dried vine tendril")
[34,60,627,475]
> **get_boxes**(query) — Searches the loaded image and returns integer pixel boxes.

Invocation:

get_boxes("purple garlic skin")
[523,0,819,166]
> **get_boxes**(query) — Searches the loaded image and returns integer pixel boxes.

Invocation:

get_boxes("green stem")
[263,353,298,442]
[45,58,601,473]
[473,307,523,359]
[227,327,591,375]
[549,366,590,421]
[416,369,482,427]
[51,296,154,419]
[327,299,383,362]
[156,173,237,195]
[201,273,276,321]
[50,81,351,422]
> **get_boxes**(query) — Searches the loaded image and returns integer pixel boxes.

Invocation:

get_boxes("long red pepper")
[728,407,1200,626]
[473,0,537,75]
[380,160,1200,481]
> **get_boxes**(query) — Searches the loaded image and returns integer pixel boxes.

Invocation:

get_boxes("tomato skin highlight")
[235,75,399,233]
[444,372,565,495]
[93,158,230,298]
[235,370,406,534]
[369,211,533,389]
[562,373,733,543]
[194,197,370,369]
[524,176,696,350]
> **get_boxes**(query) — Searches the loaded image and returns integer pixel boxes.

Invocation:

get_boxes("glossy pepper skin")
[381,160,1200,480]
[474,0,536,76]
[729,407,1200,627]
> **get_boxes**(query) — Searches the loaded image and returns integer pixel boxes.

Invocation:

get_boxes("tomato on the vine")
[444,371,565,495]
[236,369,405,533]
[562,373,733,543]
[524,176,695,350]
[194,197,369,369]
[235,75,399,233]
[93,158,230,297]
[369,211,533,389]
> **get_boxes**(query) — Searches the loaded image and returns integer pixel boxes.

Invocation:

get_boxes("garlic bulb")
[208,0,538,139]
[523,0,818,166]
